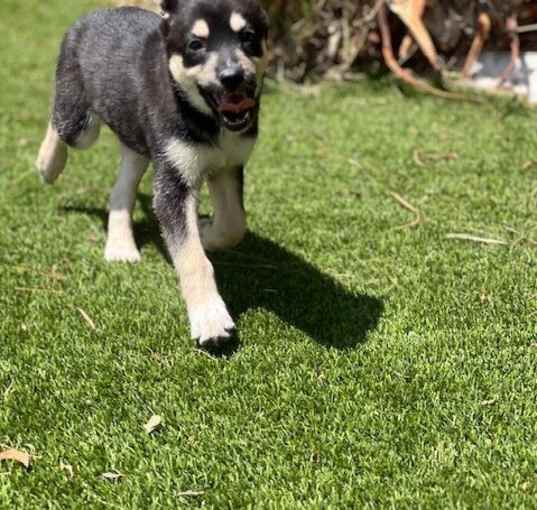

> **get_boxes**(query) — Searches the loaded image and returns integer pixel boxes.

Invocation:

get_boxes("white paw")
[104,242,141,263]
[189,294,235,346]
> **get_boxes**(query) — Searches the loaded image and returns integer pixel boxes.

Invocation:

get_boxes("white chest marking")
[165,133,256,186]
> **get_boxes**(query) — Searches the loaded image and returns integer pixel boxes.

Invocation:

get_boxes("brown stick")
[389,191,425,229]
[462,12,492,78]
[498,15,521,87]
[398,34,416,63]
[377,5,476,102]
[390,0,439,70]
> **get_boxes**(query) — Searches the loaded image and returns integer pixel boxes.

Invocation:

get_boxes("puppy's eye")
[188,39,205,52]
[239,30,256,45]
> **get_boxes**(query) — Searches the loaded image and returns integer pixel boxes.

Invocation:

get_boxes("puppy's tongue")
[219,94,256,114]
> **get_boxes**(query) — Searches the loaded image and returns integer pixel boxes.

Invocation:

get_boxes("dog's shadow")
[61,193,384,352]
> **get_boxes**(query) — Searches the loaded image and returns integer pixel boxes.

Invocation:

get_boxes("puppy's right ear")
[157,0,178,37]
[157,0,179,17]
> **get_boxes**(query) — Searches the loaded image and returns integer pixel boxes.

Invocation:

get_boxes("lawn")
[1,0,537,508]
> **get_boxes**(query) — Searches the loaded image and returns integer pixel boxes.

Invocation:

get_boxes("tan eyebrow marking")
[192,19,210,38]
[230,12,247,32]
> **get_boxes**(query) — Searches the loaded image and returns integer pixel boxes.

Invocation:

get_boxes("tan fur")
[174,196,235,343]
[169,54,218,115]
[192,19,210,39]
[35,123,68,184]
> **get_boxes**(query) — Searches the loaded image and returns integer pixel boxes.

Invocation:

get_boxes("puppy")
[36,0,269,347]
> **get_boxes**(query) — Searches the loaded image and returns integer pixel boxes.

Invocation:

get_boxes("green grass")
[2,1,537,508]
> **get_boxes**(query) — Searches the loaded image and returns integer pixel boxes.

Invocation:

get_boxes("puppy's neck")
[172,84,220,143]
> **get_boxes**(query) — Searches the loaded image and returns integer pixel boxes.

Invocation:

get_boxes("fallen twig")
[77,307,97,331]
[377,5,478,102]
[463,12,491,78]
[388,0,439,70]
[446,234,508,246]
[498,15,521,88]
[503,226,537,247]
[517,23,537,34]
[389,191,424,229]
[15,287,63,294]
[0,449,31,469]
[413,150,458,167]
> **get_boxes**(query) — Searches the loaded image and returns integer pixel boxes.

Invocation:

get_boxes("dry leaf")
[101,471,124,482]
[144,415,163,434]
[60,462,74,479]
[0,449,31,468]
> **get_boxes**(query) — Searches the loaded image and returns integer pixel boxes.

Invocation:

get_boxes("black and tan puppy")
[36,0,269,347]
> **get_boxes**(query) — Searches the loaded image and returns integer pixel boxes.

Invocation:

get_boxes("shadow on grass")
[209,235,383,350]
[61,193,383,351]
[60,193,169,262]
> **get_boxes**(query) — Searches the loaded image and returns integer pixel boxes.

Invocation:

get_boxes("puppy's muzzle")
[214,68,258,132]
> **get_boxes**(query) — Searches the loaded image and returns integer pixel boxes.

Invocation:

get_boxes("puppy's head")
[160,0,269,132]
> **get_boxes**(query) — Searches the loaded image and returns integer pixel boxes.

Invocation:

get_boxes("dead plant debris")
[144,415,163,434]
[0,449,31,469]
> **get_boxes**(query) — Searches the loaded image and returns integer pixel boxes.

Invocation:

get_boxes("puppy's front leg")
[201,166,247,252]
[153,165,235,347]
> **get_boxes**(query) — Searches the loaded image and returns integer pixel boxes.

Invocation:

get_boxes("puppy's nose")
[219,67,245,91]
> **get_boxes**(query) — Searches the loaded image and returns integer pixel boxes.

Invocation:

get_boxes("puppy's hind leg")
[36,122,68,184]
[105,144,149,263]
[36,35,100,184]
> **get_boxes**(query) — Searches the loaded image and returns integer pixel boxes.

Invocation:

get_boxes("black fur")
[52,4,267,154]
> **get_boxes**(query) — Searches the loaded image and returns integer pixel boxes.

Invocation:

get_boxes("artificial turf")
[1,0,537,508]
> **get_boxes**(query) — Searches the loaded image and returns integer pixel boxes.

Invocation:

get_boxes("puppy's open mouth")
[217,94,256,131]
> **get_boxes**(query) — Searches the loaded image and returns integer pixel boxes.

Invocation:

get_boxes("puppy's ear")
[158,0,178,37]
[158,0,179,16]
